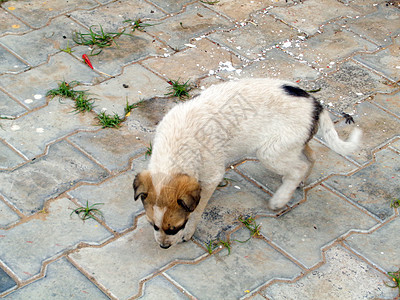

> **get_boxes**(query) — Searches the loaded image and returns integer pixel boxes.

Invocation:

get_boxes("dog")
[133,78,361,249]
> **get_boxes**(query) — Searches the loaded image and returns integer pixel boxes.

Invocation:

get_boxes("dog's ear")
[133,171,152,201]
[177,179,201,212]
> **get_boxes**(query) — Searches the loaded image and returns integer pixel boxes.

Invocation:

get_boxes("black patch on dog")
[282,85,310,98]
[307,98,324,142]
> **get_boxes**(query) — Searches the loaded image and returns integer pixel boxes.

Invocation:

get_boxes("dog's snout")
[160,243,171,249]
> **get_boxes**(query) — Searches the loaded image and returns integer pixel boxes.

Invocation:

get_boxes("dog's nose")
[160,244,171,249]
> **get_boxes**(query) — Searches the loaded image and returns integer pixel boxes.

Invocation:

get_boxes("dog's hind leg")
[257,146,310,211]
[299,143,316,187]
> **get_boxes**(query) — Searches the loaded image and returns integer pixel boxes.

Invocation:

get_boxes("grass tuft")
[205,239,231,254]
[165,79,190,99]
[96,111,123,128]
[385,269,400,296]
[124,19,157,32]
[200,0,220,4]
[145,142,152,158]
[70,201,104,221]
[238,215,261,238]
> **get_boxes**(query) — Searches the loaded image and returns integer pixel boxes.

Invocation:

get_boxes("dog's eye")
[153,225,159,231]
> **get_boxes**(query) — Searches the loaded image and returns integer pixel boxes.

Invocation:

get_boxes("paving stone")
[327,101,400,164]
[131,155,151,175]
[0,198,19,229]
[71,32,171,77]
[209,12,305,60]
[258,185,378,268]
[0,46,28,74]
[269,0,360,36]
[166,228,302,299]
[69,216,205,299]
[3,0,98,29]
[346,217,400,271]
[85,63,170,116]
[0,90,27,117]
[283,23,378,72]
[236,161,304,208]
[371,91,400,118]
[0,10,30,36]
[203,0,270,21]
[142,38,242,82]
[0,97,98,159]
[0,141,109,215]
[195,170,273,243]
[0,198,112,281]
[0,267,16,294]
[389,139,400,152]
[138,275,186,299]
[305,60,396,112]
[145,4,234,50]
[70,0,164,32]
[354,36,400,82]
[68,171,143,233]
[68,127,147,172]
[324,149,400,221]
[147,0,196,14]
[0,16,86,67]
[4,258,108,299]
[0,52,103,110]
[263,245,397,299]
[220,48,320,82]
[0,141,25,169]
[344,5,400,46]
[238,138,358,190]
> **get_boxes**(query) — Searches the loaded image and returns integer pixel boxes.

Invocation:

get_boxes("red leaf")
[82,54,94,69]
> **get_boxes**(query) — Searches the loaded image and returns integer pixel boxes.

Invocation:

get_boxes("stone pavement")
[0,0,399,299]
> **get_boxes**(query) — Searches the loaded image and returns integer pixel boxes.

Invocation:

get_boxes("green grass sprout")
[96,112,124,128]
[70,201,104,221]
[205,239,231,254]
[124,18,157,32]
[46,81,81,99]
[145,142,152,158]
[385,269,400,296]
[200,0,220,4]
[73,25,130,56]
[60,41,75,54]
[390,198,400,208]
[165,79,190,99]
[238,216,261,238]
[73,93,95,113]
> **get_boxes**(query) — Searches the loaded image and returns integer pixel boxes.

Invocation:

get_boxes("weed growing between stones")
[145,142,152,159]
[96,112,124,128]
[70,201,104,221]
[200,0,220,4]
[165,79,191,99]
[385,269,400,296]
[390,198,400,208]
[123,19,158,32]
[60,41,75,54]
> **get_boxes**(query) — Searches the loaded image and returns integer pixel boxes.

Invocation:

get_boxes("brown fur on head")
[133,171,201,248]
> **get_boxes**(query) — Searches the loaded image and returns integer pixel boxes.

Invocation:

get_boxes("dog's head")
[133,171,201,249]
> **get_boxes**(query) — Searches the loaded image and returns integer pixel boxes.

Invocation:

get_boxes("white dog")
[133,78,361,248]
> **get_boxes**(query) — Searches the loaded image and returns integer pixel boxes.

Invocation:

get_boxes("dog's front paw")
[268,198,288,211]
[181,224,196,242]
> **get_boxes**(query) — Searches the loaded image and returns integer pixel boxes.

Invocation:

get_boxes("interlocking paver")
[0,16,86,67]
[0,197,112,281]
[0,141,25,169]
[0,268,16,294]
[324,148,400,221]
[147,0,196,14]
[145,3,234,50]
[0,90,27,117]
[195,170,273,243]
[346,217,400,271]
[328,101,400,163]
[371,91,400,118]
[142,38,242,81]
[389,139,400,152]
[209,12,304,60]
[0,97,98,159]
[0,9,30,37]
[68,171,143,233]
[69,0,165,32]
[258,185,378,268]
[138,275,186,299]
[203,0,273,21]
[0,46,28,74]
[354,36,400,83]
[0,198,19,228]
[3,0,98,29]
[0,141,109,215]
[282,23,378,72]
[269,0,360,36]
[344,4,400,46]
[166,228,302,299]
[4,258,109,299]
[263,245,397,299]
[0,52,103,110]
[69,216,205,299]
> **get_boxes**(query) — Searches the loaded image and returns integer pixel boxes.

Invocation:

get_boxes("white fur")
[146,78,361,245]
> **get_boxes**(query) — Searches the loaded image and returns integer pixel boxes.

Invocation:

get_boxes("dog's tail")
[318,110,362,156]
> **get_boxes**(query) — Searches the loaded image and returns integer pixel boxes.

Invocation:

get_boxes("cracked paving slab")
[0,198,112,282]
[263,245,397,299]
[258,185,378,268]
[0,140,109,215]
[4,258,109,299]
[69,216,205,299]
[166,228,302,299]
